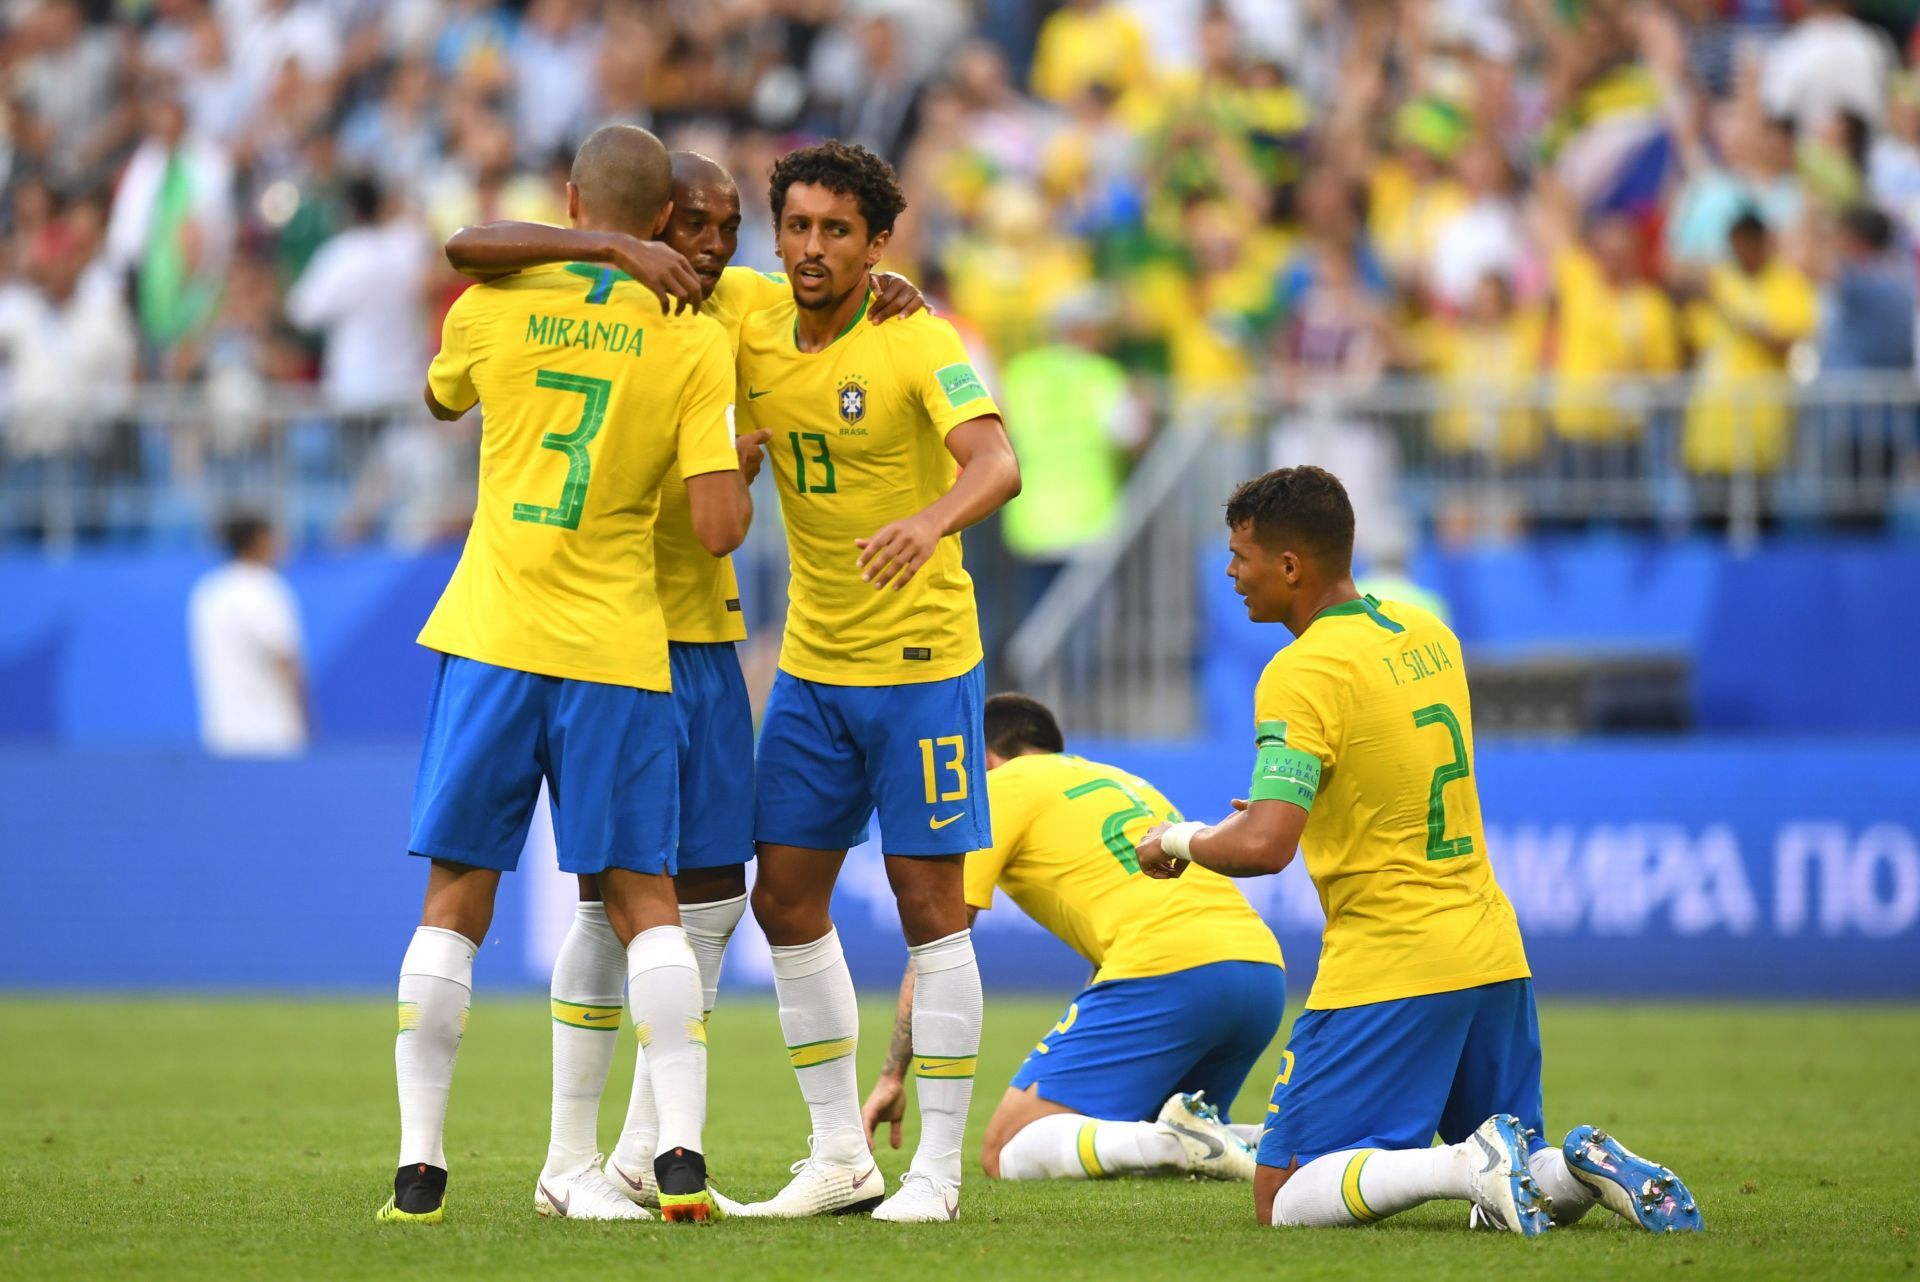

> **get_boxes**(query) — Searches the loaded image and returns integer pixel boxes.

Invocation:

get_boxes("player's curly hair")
[1225,466,1355,566]
[769,140,908,239]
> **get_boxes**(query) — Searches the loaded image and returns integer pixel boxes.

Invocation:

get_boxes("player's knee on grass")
[980,1087,1071,1178]
[1255,1162,1294,1227]
[676,863,747,904]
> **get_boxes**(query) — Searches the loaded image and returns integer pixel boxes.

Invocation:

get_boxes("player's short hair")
[984,693,1065,758]
[571,124,672,233]
[220,511,271,559]
[769,140,907,239]
[1225,466,1355,567]
[670,150,735,198]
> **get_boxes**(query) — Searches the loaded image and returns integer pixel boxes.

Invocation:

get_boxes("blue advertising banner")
[1,740,1914,998]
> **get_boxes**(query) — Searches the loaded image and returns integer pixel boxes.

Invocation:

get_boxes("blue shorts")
[1010,961,1287,1122]
[409,654,680,876]
[1257,978,1547,1169]
[753,663,989,855]
[670,642,754,870]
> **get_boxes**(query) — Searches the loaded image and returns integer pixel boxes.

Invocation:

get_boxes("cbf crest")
[837,375,868,425]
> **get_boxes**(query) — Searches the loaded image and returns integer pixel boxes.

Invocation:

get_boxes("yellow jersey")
[420,263,738,690]
[966,753,1283,983]
[1253,595,1530,1010]
[736,292,1000,685]
[1684,261,1818,474]
[649,267,790,644]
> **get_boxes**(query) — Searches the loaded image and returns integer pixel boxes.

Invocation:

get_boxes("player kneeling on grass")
[377,125,749,1227]
[862,693,1286,1184]
[1136,466,1703,1237]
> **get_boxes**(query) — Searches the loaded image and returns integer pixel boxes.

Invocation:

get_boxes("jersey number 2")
[511,370,611,531]
[1063,777,1180,875]
[1411,702,1475,860]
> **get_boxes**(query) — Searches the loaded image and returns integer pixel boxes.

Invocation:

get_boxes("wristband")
[1160,821,1208,864]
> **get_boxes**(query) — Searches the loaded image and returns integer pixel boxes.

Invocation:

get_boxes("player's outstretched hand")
[736,428,771,483]
[1136,821,1188,880]
[868,271,928,323]
[862,1073,906,1149]
[856,513,942,590]
[605,235,704,315]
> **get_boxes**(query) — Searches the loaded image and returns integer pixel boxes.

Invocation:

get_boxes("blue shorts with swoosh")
[753,662,989,855]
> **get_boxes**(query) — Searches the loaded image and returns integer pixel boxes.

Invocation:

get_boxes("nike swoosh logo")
[1166,1120,1225,1159]
[582,1012,618,1021]
[929,813,965,830]
[747,388,771,399]
[610,1162,647,1192]
[540,1182,570,1216]
[855,1165,877,1187]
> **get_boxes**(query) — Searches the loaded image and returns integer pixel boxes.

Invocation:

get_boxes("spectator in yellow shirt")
[1030,0,1151,107]
[1551,214,1683,444]
[1683,212,1819,475]
[1425,271,1548,463]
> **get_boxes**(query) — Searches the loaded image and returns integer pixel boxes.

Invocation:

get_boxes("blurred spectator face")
[952,42,1010,108]
[1589,216,1640,284]
[144,91,189,146]
[664,176,742,300]
[1199,12,1237,76]
[465,115,515,182]
[1729,219,1771,274]
[1182,199,1243,274]
[1466,272,1513,324]
[1297,169,1358,238]
[777,183,885,314]
[1458,140,1510,199]
[1754,117,1796,174]
[859,16,898,71]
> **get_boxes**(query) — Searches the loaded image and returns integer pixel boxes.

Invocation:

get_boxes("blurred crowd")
[2,0,1919,549]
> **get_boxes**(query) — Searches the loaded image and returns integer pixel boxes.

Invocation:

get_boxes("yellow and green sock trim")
[1076,1122,1105,1178]
[910,1054,977,1081]
[1340,1149,1382,1223]
[551,998,622,1031]
[786,1035,856,1069]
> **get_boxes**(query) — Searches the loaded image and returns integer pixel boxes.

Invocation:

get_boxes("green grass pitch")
[3,995,1916,1280]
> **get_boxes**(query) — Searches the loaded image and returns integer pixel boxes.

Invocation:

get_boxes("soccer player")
[378,125,749,1226]
[733,140,1021,1223]
[441,151,927,1218]
[859,693,1286,1184]
[1135,466,1703,1236]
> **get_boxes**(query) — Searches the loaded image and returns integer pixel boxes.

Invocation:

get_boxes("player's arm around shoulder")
[678,317,753,556]
[854,315,1022,591]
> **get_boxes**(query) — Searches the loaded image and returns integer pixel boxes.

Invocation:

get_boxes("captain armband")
[1249,719,1321,810]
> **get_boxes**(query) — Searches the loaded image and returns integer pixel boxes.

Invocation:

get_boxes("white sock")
[906,929,983,1187]
[1230,1123,1263,1146]
[770,929,864,1158]
[544,903,624,1175]
[681,891,746,1014]
[625,925,707,1157]
[1271,1145,1470,1226]
[1531,1144,1597,1224]
[997,1113,1188,1180]
[395,926,476,1170]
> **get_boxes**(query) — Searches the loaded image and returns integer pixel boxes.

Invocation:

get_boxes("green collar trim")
[1312,594,1405,634]
[562,262,632,304]
[795,289,871,350]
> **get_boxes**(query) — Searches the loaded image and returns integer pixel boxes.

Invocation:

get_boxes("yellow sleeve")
[1030,12,1071,102]
[909,318,1001,437]
[1767,273,1819,341]
[964,771,1033,911]
[676,323,740,480]
[1643,290,1682,373]
[1253,651,1341,773]
[426,289,480,412]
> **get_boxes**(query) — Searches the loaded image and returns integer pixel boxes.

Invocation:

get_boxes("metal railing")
[1005,372,1920,737]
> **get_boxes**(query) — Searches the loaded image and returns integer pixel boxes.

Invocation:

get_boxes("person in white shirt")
[1762,0,1894,135]
[285,175,429,412]
[188,513,309,757]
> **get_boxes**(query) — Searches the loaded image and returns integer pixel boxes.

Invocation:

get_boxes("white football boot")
[734,1132,886,1217]
[604,1155,658,1209]
[1463,1115,1553,1237]
[1157,1091,1258,1181]
[871,1170,961,1223]
[535,1155,653,1220]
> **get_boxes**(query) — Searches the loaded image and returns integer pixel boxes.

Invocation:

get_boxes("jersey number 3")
[1411,702,1475,860]
[512,370,611,531]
